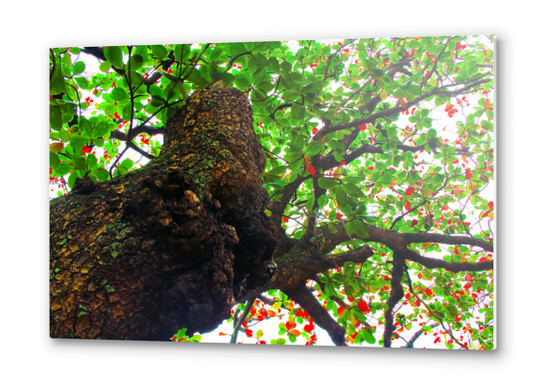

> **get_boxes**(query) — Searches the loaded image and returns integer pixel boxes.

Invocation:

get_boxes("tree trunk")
[50,84,276,340]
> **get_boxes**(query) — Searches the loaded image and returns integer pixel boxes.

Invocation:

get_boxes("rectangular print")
[50,36,495,349]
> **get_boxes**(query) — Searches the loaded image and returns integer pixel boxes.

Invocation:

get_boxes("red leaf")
[304,323,314,333]
[405,186,415,196]
[245,329,253,337]
[284,321,294,330]
[405,201,411,211]
[425,288,433,296]
[312,127,318,134]
[357,300,370,313]
[488,201,494,210]
[454,246,459,255]
[359,124,367,131]
[304,157,316,175]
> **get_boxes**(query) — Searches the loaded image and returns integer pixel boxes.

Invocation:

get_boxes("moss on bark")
[50,85,276,340]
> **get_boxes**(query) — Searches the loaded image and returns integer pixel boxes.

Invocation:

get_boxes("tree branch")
[82,47,125,75]
[109,125,165,142]
[313,78,491,141]
[282,282,346,346]
[400,323,439,348]
[383,256,405,347]
[230,297,256,344]
[402,249,493,272]
[400,232,493,252]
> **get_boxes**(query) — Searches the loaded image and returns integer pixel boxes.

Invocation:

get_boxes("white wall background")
[0,1,534,382]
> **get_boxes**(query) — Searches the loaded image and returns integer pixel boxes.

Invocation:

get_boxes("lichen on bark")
[50,85,276,340]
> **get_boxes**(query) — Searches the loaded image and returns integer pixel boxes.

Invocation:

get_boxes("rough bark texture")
[50,84,276,340]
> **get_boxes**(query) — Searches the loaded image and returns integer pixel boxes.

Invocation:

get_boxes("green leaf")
[305,142,324,157]
[343,176,365,184]
[288,333,297,343]
[120,159,134,170]
[72,61,85,75]
[104,46,124,69]
[345,219,369,238]
[50,152,60,170]
[149,84,165,99]
[149,45,168,60]
[93,121,110,139]
[54,162,73,177]
[268,57,281,73]
[361,330,376,344]
[73,157,87,171]
[336,186,348,208]
[99,61,111,73]
[79,117,93,138]
[128,54,144,70]
[95,168,110,181]
[249,53,267,69]
[317,178,339,190]
[87,153,97,170]
[74,76,89,89]
[342,183,365,198]
[209,47,223,62]
[306,195,315,212]
[111,88,129,101]
[267,165,288,176]
[199,64,212,81]
[251,89,266,102]
[292,104,305,120]
[59,129,70,143]
[50,58,66,95]
[302,80,324,95]
[234,75,252,90]
[70,135,89,149]
[404,85,420,102]
[190,335,201,342]
[50,106,63,130]
[174,44,191,63]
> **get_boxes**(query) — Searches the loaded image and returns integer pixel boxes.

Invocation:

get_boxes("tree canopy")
[49,35,495,349]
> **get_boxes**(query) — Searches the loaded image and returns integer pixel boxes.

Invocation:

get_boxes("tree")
[49,36,494,349]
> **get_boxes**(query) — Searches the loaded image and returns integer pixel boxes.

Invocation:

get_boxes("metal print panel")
[49,36,495,349]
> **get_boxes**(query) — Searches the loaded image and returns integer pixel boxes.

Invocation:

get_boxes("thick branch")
[401,232,493,252]
[237,243,373,306]
[270,244,373,292]
[383,256,406,347]
[402,249,493,272]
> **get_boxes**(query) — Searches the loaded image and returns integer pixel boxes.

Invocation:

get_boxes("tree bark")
[50,84,276,340]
